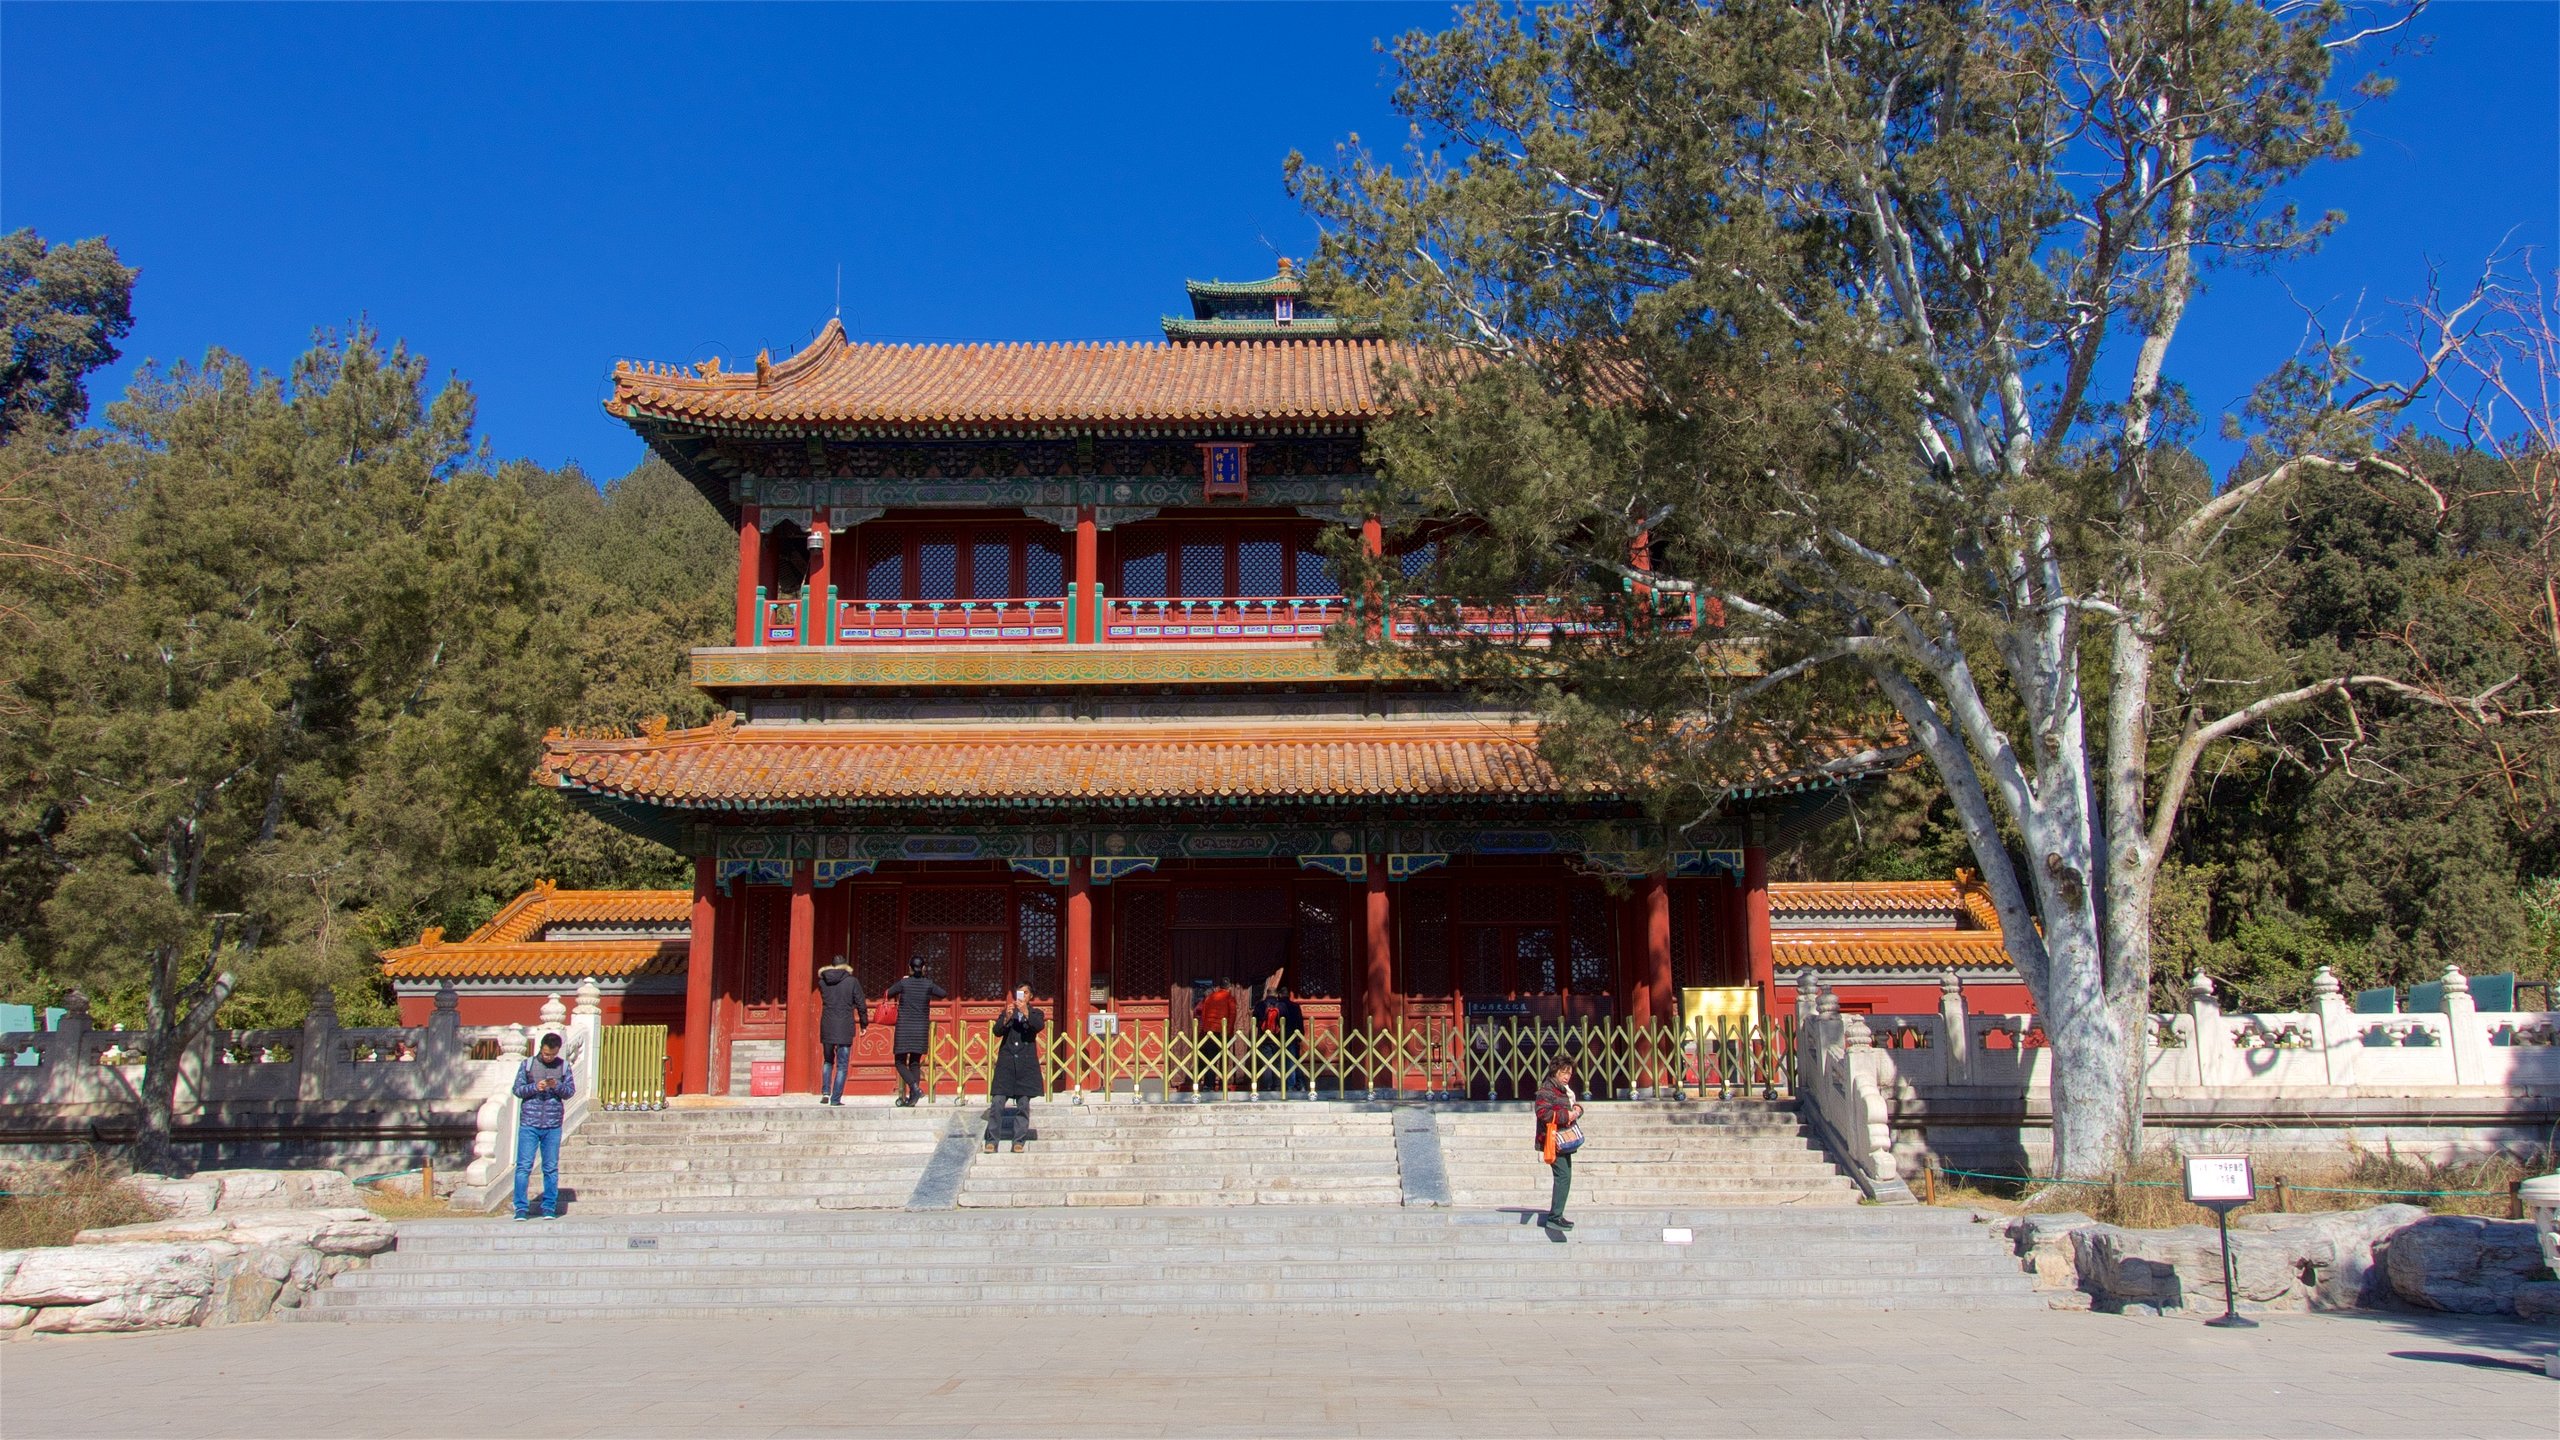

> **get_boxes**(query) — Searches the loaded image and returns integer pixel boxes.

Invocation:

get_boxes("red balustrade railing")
[1391,594,1700,641]
[833,597,1071,643]
[758,594,806,644]
[1102,595,1350,642]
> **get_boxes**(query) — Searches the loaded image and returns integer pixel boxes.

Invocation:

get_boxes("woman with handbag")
[1534,1058,1584,1233]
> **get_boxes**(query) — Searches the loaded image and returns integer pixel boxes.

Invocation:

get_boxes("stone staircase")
[563,1104,951,1214]
[296,1205,2043,1321]
[956,1101,1405,1208]
[1436,1100,1863,1209]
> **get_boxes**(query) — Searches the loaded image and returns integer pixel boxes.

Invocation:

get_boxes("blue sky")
[5,2,2555,481]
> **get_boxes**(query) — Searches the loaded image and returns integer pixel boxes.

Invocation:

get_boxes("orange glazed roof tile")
[609,319,1417,432]
[542,719,1587,808]
[1773,928,2014,973]
[379,940,687,983]
[378,884,690,984]
[1770,878,1974,920]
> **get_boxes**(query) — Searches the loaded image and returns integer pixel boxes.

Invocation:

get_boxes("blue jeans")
[822,1044,851,1102]
[513,1123,562,1217]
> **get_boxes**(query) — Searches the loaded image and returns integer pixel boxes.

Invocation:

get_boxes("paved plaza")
[3,1306,2551,1438]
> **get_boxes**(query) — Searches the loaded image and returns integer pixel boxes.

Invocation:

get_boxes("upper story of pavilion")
[606,271,1707,697]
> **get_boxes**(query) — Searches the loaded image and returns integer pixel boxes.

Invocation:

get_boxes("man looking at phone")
[512,1032,575,1221]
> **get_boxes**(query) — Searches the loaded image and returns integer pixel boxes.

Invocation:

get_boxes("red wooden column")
[1360,515,1385,641]
[806,517,832,646]
[783,860,817,1093]
[1073,508,1099,643]
[681,857,718,1096]
[1362,857,1393,1029]
[1742,847,1775,1016]
[1643,874,1675,1025]
[1063,859,1093,1042]
[734,505,764,645]
[1616,886,1650,1024]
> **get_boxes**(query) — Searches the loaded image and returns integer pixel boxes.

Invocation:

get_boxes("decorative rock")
[0,1303,32,1329]
[0,1242,226,1308]
[2000,1212,2095,1291]
[73,1207,394,1258]
[2119,1303,2161,1317]
[2237,1204,2426,1310]
[193,1169,361,1213]
[2383,1216,2550,1316]
[2514,1281,2560,1325]
[31,1291,210,1334]
[123,1174,221,1217]
[2069,1223,2305,1312]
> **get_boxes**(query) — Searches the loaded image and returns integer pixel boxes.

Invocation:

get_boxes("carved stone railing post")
[297,985,339,1103]
[2442,965,2485,1086]
[564,978,603,1136]
[2186,972,2223,1087]
[49,991,98,1104]
[2310,965,2353,1086]
[1936,973,1970,1086]
[1841,1011,1915,1203]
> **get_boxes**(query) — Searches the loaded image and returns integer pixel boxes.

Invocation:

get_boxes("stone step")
[385,1208,1985,1243]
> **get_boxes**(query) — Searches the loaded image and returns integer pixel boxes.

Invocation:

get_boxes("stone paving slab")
[2,1307,2551,1437]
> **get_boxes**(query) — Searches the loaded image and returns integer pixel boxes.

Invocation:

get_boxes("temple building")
[388,269,2024,1096]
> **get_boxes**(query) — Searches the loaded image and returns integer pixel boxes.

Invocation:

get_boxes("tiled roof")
[538,718,1894,811]
[1161,316,1367,340]
[380,939,687,983]
[1773,928,2014,973]
[1770,878,1973,922]
[378,883,691,983]
[1769,873,2014,973]
[544,719,1575,809]
[610,319,1414,432]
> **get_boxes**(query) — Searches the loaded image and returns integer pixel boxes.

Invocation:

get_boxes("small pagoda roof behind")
[1163,258,1371,341]
[1770,872,2016,976]
[379,881,688,985]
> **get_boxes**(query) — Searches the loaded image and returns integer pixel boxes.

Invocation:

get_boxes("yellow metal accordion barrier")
[598,1024,669,1110]
[911,1016,1795,1103]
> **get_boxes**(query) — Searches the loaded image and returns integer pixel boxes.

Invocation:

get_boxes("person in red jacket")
[1534,1058,1584,1233]
[1195,983,1237,1091]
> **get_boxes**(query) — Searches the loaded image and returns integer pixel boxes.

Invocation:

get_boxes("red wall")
[1769,979,2037,1016]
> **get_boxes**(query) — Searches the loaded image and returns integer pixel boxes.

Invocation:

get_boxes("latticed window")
[1237,537,1285,596]
[1672,884,1729,988]
[1398,540,1439,580]
[1293,889,1343,999]
[1295,543,1339,596]
[1174,887,1289,927]
[1024,536,1065,597]
[1016,888,1060,1000]
[972,538,1014,598]
[863,531,903,600]
[853,889,901,995]
[909,888,1007,928]
[1180,539,1227,597]
[1402,886,1451,996]
[1569,886,1612,992]
[1119,535,1168,595]
[1117,889,1171,999]
[960,933,1006,1000]
[742,888,785,1006]
[917,531,959,599]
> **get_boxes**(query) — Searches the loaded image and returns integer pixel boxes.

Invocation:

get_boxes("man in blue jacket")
[513,1032,575,1220]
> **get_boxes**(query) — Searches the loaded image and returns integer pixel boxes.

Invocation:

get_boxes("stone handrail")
[1791,983,1915,1203]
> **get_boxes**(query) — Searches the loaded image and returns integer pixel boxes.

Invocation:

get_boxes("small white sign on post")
[1662,1227,1694,1245]
[2183,1154,2256,1205]
[1087,1012,1119,1038]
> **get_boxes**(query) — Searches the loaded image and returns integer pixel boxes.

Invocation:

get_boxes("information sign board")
[2183,1155,2256,1205]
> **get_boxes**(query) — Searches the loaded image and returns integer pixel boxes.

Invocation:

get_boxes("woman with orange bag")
[1534,1057,1585,1234]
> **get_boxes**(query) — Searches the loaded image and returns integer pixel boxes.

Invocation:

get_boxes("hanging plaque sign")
[1200,443,1250,499]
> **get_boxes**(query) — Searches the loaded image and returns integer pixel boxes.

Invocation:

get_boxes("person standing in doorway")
[1535,1058,1584,1234]
[878,957,946,1106]
[987,984,1046,1152]
[512,1032,575,1221]
[1194,981,1237,1093]
[816,955,869,1106]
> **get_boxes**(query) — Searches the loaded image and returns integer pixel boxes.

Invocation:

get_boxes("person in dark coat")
[986,985,1046,1152]
[816,955,869,1106]
[1534,1058,1584,1233]
[877,957,947,1106]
